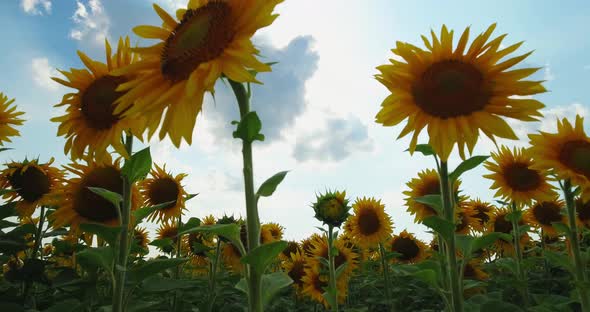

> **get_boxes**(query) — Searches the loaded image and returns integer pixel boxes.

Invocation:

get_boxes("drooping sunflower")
[301,265,348,308]
[529,115,590,200]
[51,37,148,160]
[50,155,141,233]
[487,207,530,256]
[281,250,306,293]
[484,146,557,206]
[260,222,284,244]
[306,235,358,279]
[112,1,283,147]
[455,204,477,235]
[376,24,545,161]
[140,164,188,222]
[0,93,24,146]
[221,242,243,274]
[464,199,495,232]
[463,260,489,281]
[280,240,301,261]
[404,169,462,222]
[301,233,322,257]
[524,199,565,236]
[0,158,63,217]
[388,230,428,264]
[183,232,212,270]
[576,198,590,228]
[348,197,392,248]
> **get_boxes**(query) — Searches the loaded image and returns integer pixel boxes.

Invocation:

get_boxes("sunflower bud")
[312,190,350,228]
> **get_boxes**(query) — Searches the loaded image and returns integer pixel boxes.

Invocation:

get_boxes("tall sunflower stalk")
[229,80,263,312]
[509,201,529,305]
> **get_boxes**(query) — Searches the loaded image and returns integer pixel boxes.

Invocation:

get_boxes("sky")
[2,0,590,244]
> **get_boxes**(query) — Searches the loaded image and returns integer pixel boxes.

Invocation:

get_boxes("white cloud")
[31,57,59,91]
[21,0,52,15]
[70,0,110,44]
[543,63,555,81]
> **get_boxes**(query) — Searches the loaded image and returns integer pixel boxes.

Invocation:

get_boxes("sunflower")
[202,214,216,225]
[455,204,477,235]
[0,93,24,146]
[183,231,212,270]
[484,146,557,206]
[348,197,392,249]
[404,169,462,222]
[463,260,489,281]
[260,222,283,244]
[140,164,188,222]
[301,265,348,308]
[576,198,590,228]
[524,199,565,236]
[464,199,495,232]
[51,38,148,160]
[134,227,150,249]
[281,250,306,292]
[529,115,590,199]
[312,190,350,227]
[376,24,545,160]
[487,207,530,256]
[388,230,428,264]
[280,240,301,261]
[0,158,63,217]
[50,155,141,233]
[301,233,322,257]
[221,242,243,273]
[112,1,283,147]
[306,235,358,279]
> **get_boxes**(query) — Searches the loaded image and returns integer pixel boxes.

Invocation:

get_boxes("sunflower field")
[1,1,590,312]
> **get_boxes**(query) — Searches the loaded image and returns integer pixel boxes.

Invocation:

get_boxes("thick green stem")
[32,206,46,260]
[172,214,183,311]
[207,240,222,312]
[510,202,529,305]
[563,179,590,311]
[327,225,339,312]
[439,162,463,312]
[378,242,393,310]
[112,134,133,312]
[229,80,262,312]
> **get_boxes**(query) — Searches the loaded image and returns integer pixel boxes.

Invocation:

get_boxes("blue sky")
[2,0,590,242]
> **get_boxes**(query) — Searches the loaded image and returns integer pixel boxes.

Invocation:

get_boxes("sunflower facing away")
[487,207,530,256]
[388,230,428,264]
[404,168,462,222]
[464,199,495,232]
[301,265,349,308]
[51,37,148,160]
[455,204,478,235]
[50,155,141,233]
[183,232,212,271]
[529,115,590,199]
[348,197,393,248]
[375,24,546,161]
[0,93,24,146]
[484,146,557,206]
[140,164,188,222]
[524,199,565,236]
[576,198,590,228]
[0,158,63,217]
[112,0,283,147]
[134,227,150,249]
[306,235,358,279]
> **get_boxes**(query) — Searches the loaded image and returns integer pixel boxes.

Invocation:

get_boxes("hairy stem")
[327,225,339,312]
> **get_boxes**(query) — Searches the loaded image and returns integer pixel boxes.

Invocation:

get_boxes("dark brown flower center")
[532,201,562,226]
[161,2,235,82]
[74,166,122,222]
[391,236,420,261]
[357,208,381,235]
[472,204,491,225]
[81,75,126,130]
[418,178,441,215]
[559,140,590,180]
[288,260,305,287]
[412,60,490,118]
[493,214,512,234]
[576,198,590,223]
[148,177,179,209]
[8,165,50,202]
[282,241,300,257]
[503,162,542,192]
[302,239,314,257]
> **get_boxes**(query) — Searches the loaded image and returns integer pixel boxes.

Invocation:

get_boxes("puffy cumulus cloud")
[31,57,59,91]
[293,115,374,162]
[21,0,52,15]
[69,0,110,44]
[201,36,319,145]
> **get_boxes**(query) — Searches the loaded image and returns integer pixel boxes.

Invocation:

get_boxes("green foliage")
[449,155,489,182]
[232,111,265,142]
[422,216,454,242]
[79,223,121,246]
[257,171,289,198]
[87,187,122,208]
[122,147,152,183]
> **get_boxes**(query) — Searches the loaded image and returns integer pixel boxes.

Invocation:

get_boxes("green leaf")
[552,222,571,236]
[0,202,17,219]
[406,144,435,156]
[449,155,489,182]
[43,299,82,312]
[257,171,289,197]
[241,240,287,273]
[0,219,18,228]
[122,147,152,183]
[480,300,523,311]
[141,276,200,292]
[128,258,188,283]
[455,235,474,259]
[235,278,248,294]
[132,200,177,224]
[79,223,121,246]
[422,216,455,242]
[76,247,114,273]
[412,269,438,288]
[88,187,122,208]
[335,262,348,278]
[0,188,14,196]
[472,232,503,254]
[544,250,573,273]
[0,147,12,153]
[178,217,201,233]
[505,210,523,223]
[185,193,199,201]
[261,272,293,307]
[413,194,442,214]
[179,224,243,254]
[232,111,265,143]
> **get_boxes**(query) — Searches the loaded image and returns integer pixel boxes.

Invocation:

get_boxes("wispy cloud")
[70,0,110,44]
[21,0,52,15]
[31,57,59,91]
